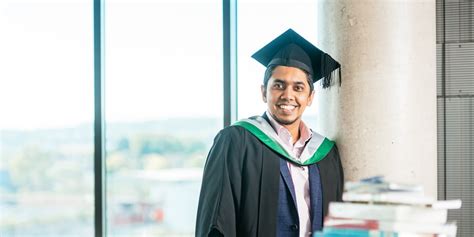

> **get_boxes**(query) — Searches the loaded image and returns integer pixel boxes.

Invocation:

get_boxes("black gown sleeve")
[319,144,345,216]
[334,145,344,202]
[195,127,244,237]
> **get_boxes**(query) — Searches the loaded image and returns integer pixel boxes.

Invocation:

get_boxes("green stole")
[233,116,334,166]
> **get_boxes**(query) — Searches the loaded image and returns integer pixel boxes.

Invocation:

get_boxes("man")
[196,29,344,237]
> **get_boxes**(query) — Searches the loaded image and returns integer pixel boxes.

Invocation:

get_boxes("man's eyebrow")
[272,79,285,83]
[292,81,308,87]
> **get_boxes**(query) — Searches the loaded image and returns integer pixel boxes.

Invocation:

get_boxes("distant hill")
[1,117,221,153]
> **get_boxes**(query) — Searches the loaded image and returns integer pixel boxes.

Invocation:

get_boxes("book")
[328,202,448,224]
[344,178,424,194]
[314,227,393,237]
[343,192,462,208]
[428,199,462,209]
[314,227,436,237]
[342,192,434,205]
[323,217,379,230]
[324,217,457,236]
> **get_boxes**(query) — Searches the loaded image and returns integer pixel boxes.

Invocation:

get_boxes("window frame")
[92,0,237,236]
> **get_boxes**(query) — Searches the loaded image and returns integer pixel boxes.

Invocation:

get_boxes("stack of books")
[314,176,462,237]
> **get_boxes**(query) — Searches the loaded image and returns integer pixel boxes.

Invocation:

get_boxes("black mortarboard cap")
[252,29,341,88]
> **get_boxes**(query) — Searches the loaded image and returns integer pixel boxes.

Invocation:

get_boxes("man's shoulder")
[213,124,266,147]
[317,141,341,165]
[217,124,247,136]
[212,124,251,143]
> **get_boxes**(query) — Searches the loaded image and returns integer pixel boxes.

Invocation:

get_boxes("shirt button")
[290,224,299,231]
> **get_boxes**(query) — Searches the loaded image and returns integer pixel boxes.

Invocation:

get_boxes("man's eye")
[273,83,283,89]
[295,86,304,91]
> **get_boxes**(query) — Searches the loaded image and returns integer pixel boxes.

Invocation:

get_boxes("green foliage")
[128,134,206,156]
[116,138,130,151]
[7,146,55,191]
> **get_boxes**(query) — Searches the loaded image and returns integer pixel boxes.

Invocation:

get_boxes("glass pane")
[0,1,94,236]
[105,0,222,236]
[237,0,319,128]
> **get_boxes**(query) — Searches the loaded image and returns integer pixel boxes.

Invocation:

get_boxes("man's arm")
[334,145,344,202]
[195,127,244,237]
[319,143,345,215]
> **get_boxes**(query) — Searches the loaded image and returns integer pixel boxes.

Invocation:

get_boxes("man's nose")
[280,87,295,100]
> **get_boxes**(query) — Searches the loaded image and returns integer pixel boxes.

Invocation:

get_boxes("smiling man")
[196,29,344,237]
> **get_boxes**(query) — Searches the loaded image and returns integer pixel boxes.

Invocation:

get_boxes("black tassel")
[321,66,341,89]
[320,53,342,89]
[338,67,342,87]
[322,72,332,89]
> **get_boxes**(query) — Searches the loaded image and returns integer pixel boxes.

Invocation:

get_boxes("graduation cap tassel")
[338,66,342,87]
[321,54,328,88]
[321,66,341,89]
[321,52,342,89]
[322,54,334,89]
[322,73,332,89]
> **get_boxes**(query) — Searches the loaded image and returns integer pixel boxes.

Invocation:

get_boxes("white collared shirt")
[266,111,312,237]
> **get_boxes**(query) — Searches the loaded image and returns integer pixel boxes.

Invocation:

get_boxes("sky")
[0,0,319,130]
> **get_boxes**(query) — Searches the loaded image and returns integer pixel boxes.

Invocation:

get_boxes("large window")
[0,1,94,236]
[1,0,324,235]
[237,0,319,128]
[104,0,222,236]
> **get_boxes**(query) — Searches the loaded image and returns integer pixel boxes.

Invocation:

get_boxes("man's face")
[261,65,314,126]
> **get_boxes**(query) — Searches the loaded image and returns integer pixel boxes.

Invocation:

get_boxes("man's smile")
[277,103,298,114]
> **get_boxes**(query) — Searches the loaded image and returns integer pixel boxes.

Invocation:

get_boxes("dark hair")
[263,65,314,93]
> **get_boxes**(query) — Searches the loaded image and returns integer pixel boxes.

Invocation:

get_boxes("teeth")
[279,105,296,110]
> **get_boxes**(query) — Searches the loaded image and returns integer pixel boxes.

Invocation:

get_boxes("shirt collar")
[265,111,312,145]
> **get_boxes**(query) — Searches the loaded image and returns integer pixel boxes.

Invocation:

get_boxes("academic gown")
[195,117,344,237]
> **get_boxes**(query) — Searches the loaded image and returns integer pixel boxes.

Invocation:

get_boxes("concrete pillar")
[316,0,437,197]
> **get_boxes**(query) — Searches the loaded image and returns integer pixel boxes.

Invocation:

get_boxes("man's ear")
[261,85,267,103]
[307,90,315,106]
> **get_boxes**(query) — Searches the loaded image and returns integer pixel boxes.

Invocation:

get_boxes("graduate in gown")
[196,29,344,237]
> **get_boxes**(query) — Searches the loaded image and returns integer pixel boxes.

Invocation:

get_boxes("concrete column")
[316,0,437,197]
